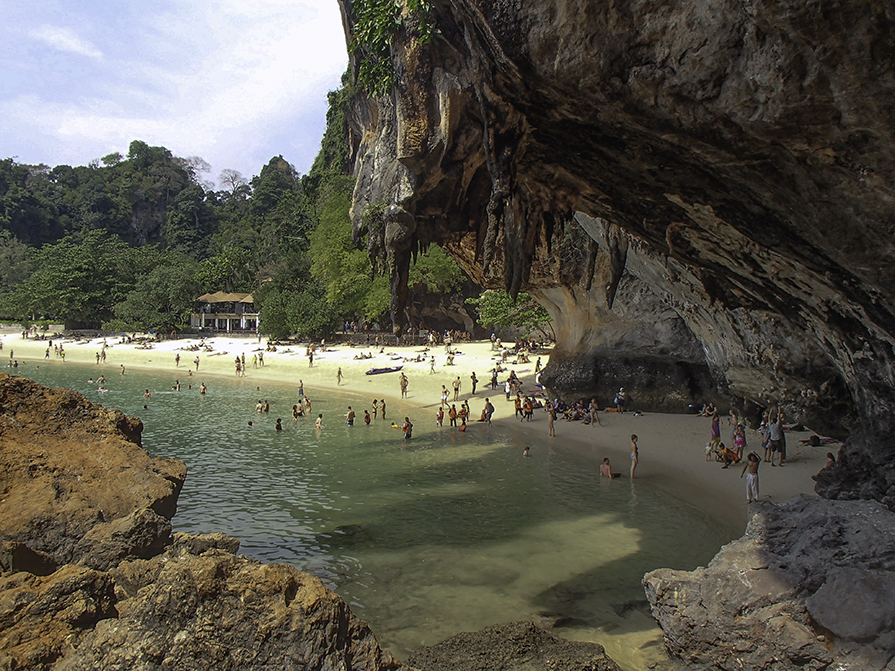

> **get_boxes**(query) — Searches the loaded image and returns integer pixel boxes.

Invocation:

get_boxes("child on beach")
[741,451,762,503]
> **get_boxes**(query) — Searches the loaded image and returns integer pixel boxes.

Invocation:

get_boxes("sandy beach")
[1,327,834,532]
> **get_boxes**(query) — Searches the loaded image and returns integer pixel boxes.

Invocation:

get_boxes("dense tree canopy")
[0,76,475,337]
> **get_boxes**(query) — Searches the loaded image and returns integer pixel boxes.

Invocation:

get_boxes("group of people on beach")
[704,405,797,503]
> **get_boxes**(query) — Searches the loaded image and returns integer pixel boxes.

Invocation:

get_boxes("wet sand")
[1,328,833,532]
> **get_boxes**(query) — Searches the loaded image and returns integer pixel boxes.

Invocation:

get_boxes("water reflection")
[15,362,737,668]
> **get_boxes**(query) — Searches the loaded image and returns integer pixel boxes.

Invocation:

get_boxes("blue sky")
[0,0,348,185]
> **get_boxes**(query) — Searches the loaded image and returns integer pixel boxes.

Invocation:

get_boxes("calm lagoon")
[18,360,738,668]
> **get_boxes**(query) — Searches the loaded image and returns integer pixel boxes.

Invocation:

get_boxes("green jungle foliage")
[466,290,553,338]
[349,0,438,95]
[0,75,473,339]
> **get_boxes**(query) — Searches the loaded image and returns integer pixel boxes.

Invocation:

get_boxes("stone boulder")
[0,564,116,670]
[57,537,406,671]
[0,374,186,572]
[406,620,621,671]
[644,495,895,670]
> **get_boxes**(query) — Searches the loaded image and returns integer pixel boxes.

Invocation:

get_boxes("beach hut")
[191,292,259,332]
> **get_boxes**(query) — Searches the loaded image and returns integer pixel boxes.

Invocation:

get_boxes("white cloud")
[28,24,103,59]
[3,2,349,181]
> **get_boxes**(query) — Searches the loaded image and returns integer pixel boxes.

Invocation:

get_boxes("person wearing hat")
[614,387,627,413]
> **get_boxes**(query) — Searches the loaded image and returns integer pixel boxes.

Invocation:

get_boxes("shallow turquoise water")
[17,361,736,665]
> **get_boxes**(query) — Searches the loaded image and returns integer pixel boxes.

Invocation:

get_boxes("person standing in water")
[401,416,413,439]
[630,434,639,478]
[346,406,355,426]
[741,451,762,503]
[337,367,343,385]
[315,414,323,429]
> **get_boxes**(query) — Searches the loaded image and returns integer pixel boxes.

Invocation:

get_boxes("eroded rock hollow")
[337,0,895,506]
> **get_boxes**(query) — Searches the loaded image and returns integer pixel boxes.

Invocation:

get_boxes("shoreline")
[1,329,832,535]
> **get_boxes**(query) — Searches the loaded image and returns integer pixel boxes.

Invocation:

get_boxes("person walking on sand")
[194,356,200,371]
[337,367,343,385]
[430,356,436,374]
[710,410,721,449]
[741,451,762,503]
[630,434,639,478]
[484,398,494,426]
[175,353,180,367]
[589,398,602,427]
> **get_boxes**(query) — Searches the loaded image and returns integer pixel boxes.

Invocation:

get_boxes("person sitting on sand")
[719,443,741,468]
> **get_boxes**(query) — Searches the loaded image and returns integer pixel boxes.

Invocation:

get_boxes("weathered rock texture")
[0,374,185,574]
[644,495,895,670]
[406,620,621,671]
[337,1,895,505]
[0,375,407,671]
[57,536,404,671]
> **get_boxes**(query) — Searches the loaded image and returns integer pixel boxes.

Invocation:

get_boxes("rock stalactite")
[338,0,895,507]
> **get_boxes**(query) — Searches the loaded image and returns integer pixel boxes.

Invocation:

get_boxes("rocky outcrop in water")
[643,495,895,670]
[337,1,895,505]
[0,374,185,575]
[406,620,621,671]
[57,534,403,671]
[0,374,406,671]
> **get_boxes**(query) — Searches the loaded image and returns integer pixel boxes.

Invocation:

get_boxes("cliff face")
[338,0,895,505]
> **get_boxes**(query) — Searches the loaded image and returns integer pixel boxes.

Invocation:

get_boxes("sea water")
[16,361,738,669]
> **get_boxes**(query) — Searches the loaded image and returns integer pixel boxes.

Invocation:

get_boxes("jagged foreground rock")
[0,374,186,575]
[0,375,405,670]
[644,495,895,670]
[406,620,621,671]
[336,0,895,506]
